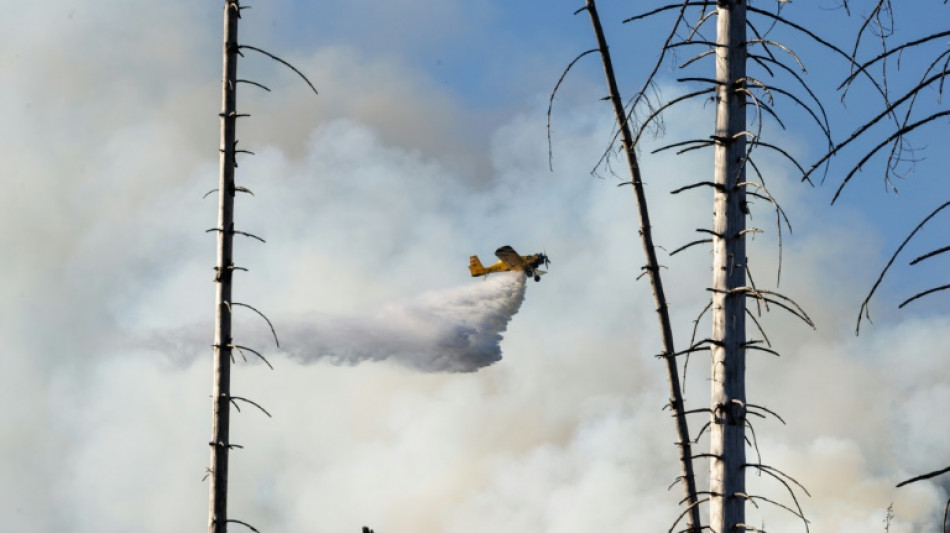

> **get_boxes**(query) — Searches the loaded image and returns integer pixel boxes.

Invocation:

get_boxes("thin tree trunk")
[209,2,239,532]
[709,1,748,531]
[583,1,701,530]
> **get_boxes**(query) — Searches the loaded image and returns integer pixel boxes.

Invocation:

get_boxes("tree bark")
[209,2,239,532]
[583,1,701,530]
[709,1,748,531]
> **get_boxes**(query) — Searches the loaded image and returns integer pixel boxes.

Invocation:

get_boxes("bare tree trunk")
[209,1,239,532]
[709,1,748,531]
[582,1,701,530]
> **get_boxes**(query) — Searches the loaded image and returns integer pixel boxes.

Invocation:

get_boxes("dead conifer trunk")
[581,1,701,530]
[209,1,239,532]
[709,1,748,530]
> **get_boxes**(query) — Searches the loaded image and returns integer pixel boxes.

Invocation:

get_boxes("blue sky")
[0,1,948,532]
[242,0,950,307]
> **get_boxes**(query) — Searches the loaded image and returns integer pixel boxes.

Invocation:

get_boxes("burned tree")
[818,2,950,530]
[814,0,950,329]
[552,0,709,529]
[207,2,315,532]
[707,3,751,529]
[208,4,241,530]
[556,1,703,531]
[549,1,861,530]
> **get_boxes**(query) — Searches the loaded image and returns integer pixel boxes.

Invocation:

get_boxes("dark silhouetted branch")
[634,88,716,146]
[227,519,261,533]
[231,344,274,370]
[547,48,599,171]
[236,79,271,92]
[232,302,280,347]
[239,44,318,95]
[832,110,950,204]
[896,465,950,488]
[671,239,713,256]
[909,244,950,266]
[585,1,701,528]
[838,30,950,90]
[899,284,950,309]
[230,396,273,417]
[857,201,950,333]
[233,230,266,243]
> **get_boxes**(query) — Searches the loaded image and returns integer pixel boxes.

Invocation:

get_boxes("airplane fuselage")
[469,245,549,282]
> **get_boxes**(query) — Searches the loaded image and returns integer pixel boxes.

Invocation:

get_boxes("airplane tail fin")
[469,255,486,277]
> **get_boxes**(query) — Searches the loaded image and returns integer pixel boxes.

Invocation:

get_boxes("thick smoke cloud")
[2,2,949,533]
[154,272,530,373]
[279,272,527,372]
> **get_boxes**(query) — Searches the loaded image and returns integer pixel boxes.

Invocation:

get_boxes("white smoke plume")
[4,3,950,532]
[146,272,528,373]
[277,272,527,372]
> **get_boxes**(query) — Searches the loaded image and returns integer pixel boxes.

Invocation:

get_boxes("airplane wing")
[495,245,526,270]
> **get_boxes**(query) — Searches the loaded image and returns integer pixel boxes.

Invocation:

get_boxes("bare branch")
[584,2,701,526]
[230,396,273,417]
[634,88,716,146]
[236,78,271,92]
[668,497,711,533]
[671,339,716,358]
[896,465,950,488]
[743,464,811,533]
[857,201,950,332]
[227,519,261,533]
[746,345,781,357]
[232,302,280,347]
[745,39,806,72]
[899,284,950,309]
[832,110,950,204]
[623,2,707,24]
[944,498,950,533]
[671,181,723,194]
[685,300,713,383]
[838,30,950,90]
[748,140,808,181]
[670,239,713,256]
[600,0,710,176]
[694,421,712,443]
[652,139,716,155]
[711,287,815,328]
[745,308,771,347]
[741,493,808,522]
[233,230,266,243]
[745,4,892,108]
[744,463,811,496]
[909,244,950,266]
[746,177,792,285]
[745,420,763,465]
[746,403,786,425]
[681,49,716,69]
[239,44,318,95]
[805,70,950,185]
[547,49,598,171]
[231,344,274,370]
[734,523,766,533]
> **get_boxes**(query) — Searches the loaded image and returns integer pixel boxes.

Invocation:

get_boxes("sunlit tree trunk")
[209,1,239,532]
[709,1,748,531]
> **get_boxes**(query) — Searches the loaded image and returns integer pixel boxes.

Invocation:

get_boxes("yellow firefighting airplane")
[469,245,550,282]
